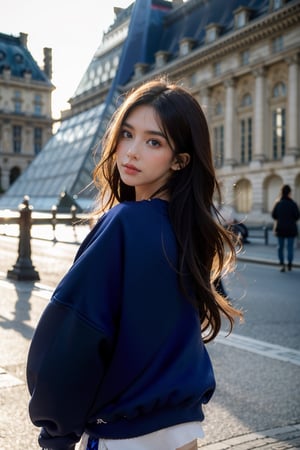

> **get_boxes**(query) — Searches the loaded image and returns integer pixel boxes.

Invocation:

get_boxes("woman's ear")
[171,153,191,171]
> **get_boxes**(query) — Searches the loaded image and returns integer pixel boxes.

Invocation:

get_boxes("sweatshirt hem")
[86,405,205,439]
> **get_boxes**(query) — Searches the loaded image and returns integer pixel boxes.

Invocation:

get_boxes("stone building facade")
[0,0,299,223]
[0,32,53,193]
[125,0,300,223]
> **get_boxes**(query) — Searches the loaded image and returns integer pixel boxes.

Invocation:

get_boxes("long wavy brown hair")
[93,79,243,342]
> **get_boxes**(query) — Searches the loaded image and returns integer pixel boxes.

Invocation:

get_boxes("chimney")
[19,32,28,48]
[43,47,52,80]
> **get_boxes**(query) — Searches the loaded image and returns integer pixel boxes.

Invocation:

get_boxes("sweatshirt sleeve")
[26,212,124,449]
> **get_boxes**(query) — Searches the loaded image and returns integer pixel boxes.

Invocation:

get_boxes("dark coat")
[272,197,300,237]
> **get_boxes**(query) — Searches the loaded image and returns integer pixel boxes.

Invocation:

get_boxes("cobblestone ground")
[0,372,39,449]
[198,424,300,449]
[0,234,299,449]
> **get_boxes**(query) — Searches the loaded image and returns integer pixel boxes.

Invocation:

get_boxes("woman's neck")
[135,186,169,202]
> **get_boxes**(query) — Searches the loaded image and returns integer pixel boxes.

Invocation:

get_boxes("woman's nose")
[127,144,139,158]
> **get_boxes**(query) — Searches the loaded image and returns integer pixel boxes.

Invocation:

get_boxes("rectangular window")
[34,94,42,115]
[206,27,217,43]
[241,120,245,163]
[281,108,286,156]
[273,0,282,10]
[248,117,252,161]
[213,62,221,76]
[272,36,283,53]
[13,125,22,153]
[240,118,252,163]
[180,42,189,56]
[272,111,278,159]
[272,107,286,159]
[34,127,43,154]
[34,104,42,115]
[235,11,246,28]
[241,50,249,66]
[213,125,224,167]
[14,90,22,113]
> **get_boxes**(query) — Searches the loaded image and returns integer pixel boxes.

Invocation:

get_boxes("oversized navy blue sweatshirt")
[27,199,215,450]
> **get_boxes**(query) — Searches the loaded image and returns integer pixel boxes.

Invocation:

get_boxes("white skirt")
[78,422,204,449]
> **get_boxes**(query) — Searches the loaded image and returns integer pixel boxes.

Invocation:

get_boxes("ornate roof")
[0,32,52,84]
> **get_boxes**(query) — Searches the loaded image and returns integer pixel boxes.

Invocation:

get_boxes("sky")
[1,0,133,119]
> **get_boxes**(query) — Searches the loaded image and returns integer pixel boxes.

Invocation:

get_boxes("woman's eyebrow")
[122,121,167,139]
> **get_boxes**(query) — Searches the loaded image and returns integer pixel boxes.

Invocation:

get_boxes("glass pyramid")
[0,0,173,211]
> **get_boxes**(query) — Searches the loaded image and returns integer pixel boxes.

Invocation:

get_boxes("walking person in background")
[26,79,242,450]
[272,184,299,272]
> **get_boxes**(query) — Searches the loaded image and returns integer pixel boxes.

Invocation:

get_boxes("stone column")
[224,177,235,211]
[199,86,211,121]
[251,173,264,217]
[286,54,299,156]
[224,78,236,166]
[2,124,10,152]
[252,66,266,163]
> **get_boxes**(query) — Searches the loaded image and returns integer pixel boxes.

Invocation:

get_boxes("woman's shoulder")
[104,199,169,222]
[76,200,169,260]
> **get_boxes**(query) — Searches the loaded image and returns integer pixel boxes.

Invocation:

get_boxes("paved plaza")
[0,227,299,449]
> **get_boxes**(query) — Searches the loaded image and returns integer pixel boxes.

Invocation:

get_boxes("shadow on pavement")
[0,281,35,340]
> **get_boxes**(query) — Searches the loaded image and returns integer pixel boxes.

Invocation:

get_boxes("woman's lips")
[123,164,141,174]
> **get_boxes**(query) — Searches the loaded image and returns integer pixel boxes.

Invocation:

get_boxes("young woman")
[27,79,242,450]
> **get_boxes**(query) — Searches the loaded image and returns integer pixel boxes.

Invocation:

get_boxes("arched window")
[273,81,286,98]
[14,53,23,63]
[234,179,252,213]
[263,175,282,212]
[10,166,21,185]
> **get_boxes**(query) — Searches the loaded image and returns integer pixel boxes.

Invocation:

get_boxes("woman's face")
[116,105,178,201]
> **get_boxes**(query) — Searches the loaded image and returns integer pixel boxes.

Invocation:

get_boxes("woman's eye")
[148,139,160,147]
[120,129,132,139]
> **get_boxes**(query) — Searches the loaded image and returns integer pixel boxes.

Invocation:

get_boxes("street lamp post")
[7,196,40,281]
[71,205,78,242]
[51,205,57,242]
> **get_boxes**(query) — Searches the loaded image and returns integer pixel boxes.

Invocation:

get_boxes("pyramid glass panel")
[0,103,105,211]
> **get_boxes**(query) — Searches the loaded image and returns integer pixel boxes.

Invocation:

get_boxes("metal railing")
[0,196,91,281]
[247,225,273,245]
[0,198,91,244]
